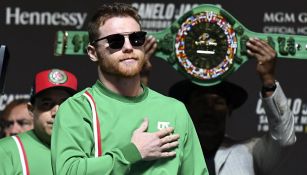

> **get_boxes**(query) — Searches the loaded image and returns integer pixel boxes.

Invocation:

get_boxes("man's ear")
[87,44,99,62]
[27,102,34,117]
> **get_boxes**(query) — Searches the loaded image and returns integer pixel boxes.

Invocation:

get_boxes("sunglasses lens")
[129,32,146,47]
[101,31,147,49]
[107,34,125,49]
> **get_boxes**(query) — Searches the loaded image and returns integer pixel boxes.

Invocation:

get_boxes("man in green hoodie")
[51,3,208,175]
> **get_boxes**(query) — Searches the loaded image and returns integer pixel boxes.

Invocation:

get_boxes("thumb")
[135,118,148,133]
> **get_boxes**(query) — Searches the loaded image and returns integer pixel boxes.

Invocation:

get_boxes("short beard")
[99,57,145,77]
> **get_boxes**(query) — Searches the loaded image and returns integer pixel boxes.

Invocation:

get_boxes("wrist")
[261,82,277,97]
[260,74,275,86]
[121,143,142,163]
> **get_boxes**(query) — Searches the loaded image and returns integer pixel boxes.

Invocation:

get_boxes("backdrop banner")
[1,1,307,174]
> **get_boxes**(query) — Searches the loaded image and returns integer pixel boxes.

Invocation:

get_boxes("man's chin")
[118,67,142,77]
[46,130,52,137]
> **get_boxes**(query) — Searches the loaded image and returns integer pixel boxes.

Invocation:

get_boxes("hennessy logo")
[5,7,87,29]
[157,122,170,130]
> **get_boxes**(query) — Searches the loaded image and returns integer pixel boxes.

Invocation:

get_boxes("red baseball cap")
[30,69,78,101]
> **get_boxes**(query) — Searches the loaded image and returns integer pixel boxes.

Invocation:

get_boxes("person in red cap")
[0,68,78,175]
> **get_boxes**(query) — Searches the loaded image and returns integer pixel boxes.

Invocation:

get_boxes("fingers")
[160,151,176,158]
[144,35,157,51]
[160,140,179,151]
[160,134,180,145]
[159,136,180,159]
[246,38,273,54]
[159,132,180,152]
[246,38,276,58]
[134,118,149,133]
[160,134,180,152]
[246,38,276,65]
[144,35,157,59]
[155,127,174,138]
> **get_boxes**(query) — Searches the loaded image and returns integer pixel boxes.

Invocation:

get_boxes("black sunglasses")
[91,31,147,49]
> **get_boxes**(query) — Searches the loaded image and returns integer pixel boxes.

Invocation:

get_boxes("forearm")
[54,147,139,175]
[261,81,296,145]
[51,125,141,175]
[252,82,296,174]
[51,100,142,175]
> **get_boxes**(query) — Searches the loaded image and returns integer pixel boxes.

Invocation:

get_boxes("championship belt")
[54,4,307,86]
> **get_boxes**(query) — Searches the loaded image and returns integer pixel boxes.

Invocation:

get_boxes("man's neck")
[98,71,143,97]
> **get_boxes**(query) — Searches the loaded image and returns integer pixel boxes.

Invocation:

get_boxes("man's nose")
[8,122,22,135]
[122,37,133,52]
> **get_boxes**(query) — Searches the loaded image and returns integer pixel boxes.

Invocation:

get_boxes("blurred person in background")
[169,38,296,175]
[0,99,33,138]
